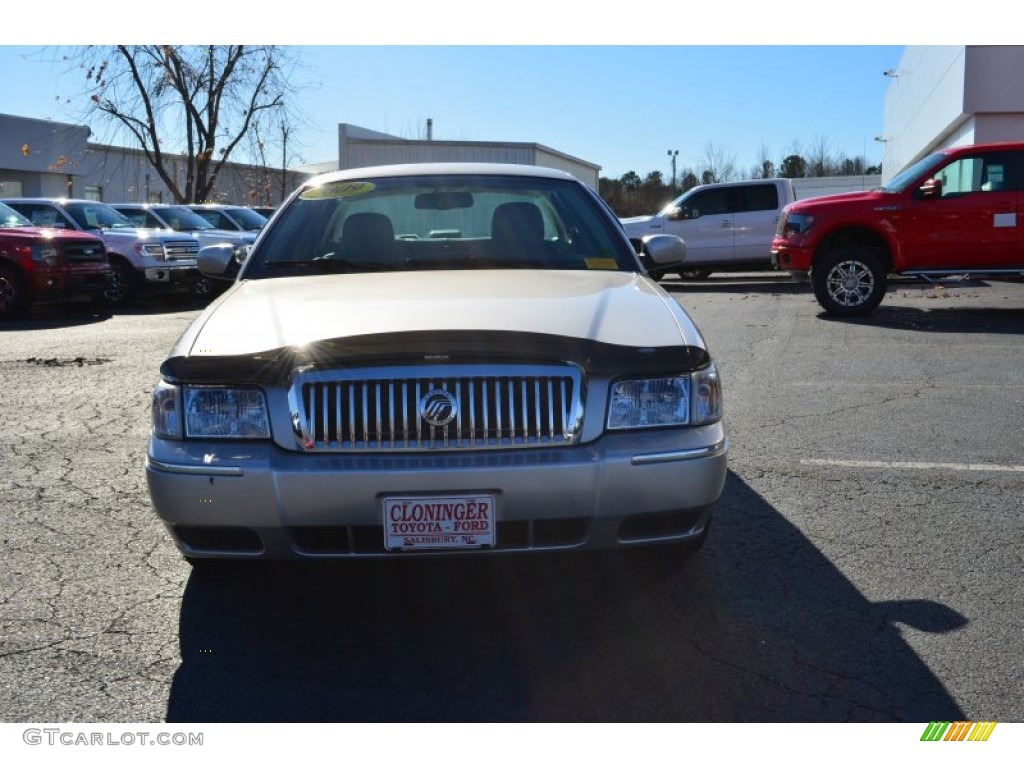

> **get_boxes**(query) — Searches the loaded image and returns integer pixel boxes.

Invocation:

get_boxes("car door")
[662,186,734,266]
[902,149,1020,269]
[732,183,781,265]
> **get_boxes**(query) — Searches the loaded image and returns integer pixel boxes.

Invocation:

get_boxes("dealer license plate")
[383,494,497,551]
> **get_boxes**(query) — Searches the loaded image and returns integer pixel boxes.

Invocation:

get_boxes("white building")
[880,46,1024,182]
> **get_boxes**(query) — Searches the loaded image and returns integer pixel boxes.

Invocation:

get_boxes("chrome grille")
[60,241,106,262]
[289,364,585,451]
[163,239,199,260]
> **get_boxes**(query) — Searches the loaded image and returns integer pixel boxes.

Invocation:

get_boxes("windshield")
[156,206,217,231]
[243,172,635,280]
[882,152,948,193]
[225,207,267,231]
[0,202,32,228]
[63,202,134,230]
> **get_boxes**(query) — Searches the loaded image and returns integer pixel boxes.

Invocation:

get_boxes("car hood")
[0,226,101,242]
[618,215,660,236]
[165,270,708,379]
[97,228,196,243]
[788,189,890,211]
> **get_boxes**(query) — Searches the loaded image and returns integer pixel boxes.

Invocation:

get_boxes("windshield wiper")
[263,258,397,273]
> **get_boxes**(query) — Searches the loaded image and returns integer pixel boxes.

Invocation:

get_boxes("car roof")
[303,162,580,188]
[2,198,109,205]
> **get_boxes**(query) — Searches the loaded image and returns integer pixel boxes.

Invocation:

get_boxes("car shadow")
[1,295,206,330]
[165,471,966,722]
[818,304,1024,334]
[660,274,811,296]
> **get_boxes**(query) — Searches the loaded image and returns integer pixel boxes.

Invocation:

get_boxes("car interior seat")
[339,212,397,263]
[491,202,548,263]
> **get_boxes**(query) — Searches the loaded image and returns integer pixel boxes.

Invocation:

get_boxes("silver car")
[146,163,727,564]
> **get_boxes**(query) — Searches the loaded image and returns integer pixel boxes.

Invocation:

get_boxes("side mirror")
[642,234,686,267]
[665,206,685,221]
[198,243,244,280]
[918,178,942,199]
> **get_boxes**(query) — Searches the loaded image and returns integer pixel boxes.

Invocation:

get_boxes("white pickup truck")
[620,178,796,279]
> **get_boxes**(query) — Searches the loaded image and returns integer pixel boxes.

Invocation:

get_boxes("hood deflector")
[161,330,710,384]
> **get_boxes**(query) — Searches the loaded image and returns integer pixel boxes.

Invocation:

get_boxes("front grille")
[60,241,106,262]
[163,239,199,260]
[290,364,584,451]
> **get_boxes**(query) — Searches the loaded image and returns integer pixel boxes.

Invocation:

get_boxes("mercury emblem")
[419,388,459,427]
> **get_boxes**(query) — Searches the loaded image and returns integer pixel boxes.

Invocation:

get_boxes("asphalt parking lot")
[1,275,1022,722]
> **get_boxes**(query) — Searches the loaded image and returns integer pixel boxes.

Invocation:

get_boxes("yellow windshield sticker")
[299,181,376,200]
[584,257,619,270]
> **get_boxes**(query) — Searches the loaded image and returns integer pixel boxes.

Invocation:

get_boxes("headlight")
[691,363,723,425]
[30,244,59,266]
[151,381,182,439]
[184,387,270,438]
[151,383,271,439]
[607,364,723,429]
[782,213,815,236]
[136,242,166,260]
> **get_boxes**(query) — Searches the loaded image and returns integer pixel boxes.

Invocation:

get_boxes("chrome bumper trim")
[631,438,728,466]
[146,458,245,477]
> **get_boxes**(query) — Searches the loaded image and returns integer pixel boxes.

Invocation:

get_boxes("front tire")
[812,247,887,316]
[677,267,712,280]
[0,265,29,319]
[101,258,137,307]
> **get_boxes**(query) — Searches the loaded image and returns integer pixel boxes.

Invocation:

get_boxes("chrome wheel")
[812,247,887,317]
[825,260,875,307]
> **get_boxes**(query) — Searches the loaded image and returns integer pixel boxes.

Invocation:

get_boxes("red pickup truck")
[0,201,111,318]
[772,141,1023,316]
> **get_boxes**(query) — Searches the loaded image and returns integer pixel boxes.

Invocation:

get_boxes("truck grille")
[163,239,199,261]
[60,241,106,262]
[289,364,585,452]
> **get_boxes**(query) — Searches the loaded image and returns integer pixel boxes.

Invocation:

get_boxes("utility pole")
[667,149,679,195]
[280,121,290,204]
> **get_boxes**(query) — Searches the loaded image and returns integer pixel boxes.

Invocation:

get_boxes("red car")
[772,141,1024,316]
[0,201,111,318]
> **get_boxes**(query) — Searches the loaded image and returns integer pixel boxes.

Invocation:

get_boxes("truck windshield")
[63,202,134,230]
[0,202,32,228]
[881,152,947,193]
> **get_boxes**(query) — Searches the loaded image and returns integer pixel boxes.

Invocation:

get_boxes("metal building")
[0,113,303,205]
[294,123,602,190]
[880,46,1024,182]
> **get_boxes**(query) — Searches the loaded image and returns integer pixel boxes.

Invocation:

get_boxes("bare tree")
[807,134,839,177]
[699,141,738,184]
[70,45,296,203]
[754,142,775,179]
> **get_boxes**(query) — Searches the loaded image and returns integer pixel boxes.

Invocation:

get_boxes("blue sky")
[0,44,904,181]
[2,4,1008,180]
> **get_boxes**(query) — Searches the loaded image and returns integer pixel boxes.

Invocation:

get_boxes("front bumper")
[146,426,728,559]
[770,242,814,272]
[28,264,111,302]
[143,263,200,285]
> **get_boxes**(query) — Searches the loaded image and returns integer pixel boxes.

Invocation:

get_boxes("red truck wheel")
[0,265,28,319]
[812,248,887,316]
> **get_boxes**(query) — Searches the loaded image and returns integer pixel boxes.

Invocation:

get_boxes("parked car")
[621,179,795,279]
[111,203,257,248]
[188,203,267,233]
[112,203,257,300]
[1,198,203,305]
[146,163,726,565]
[772,141,1024,316]
[0,201,111,318]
